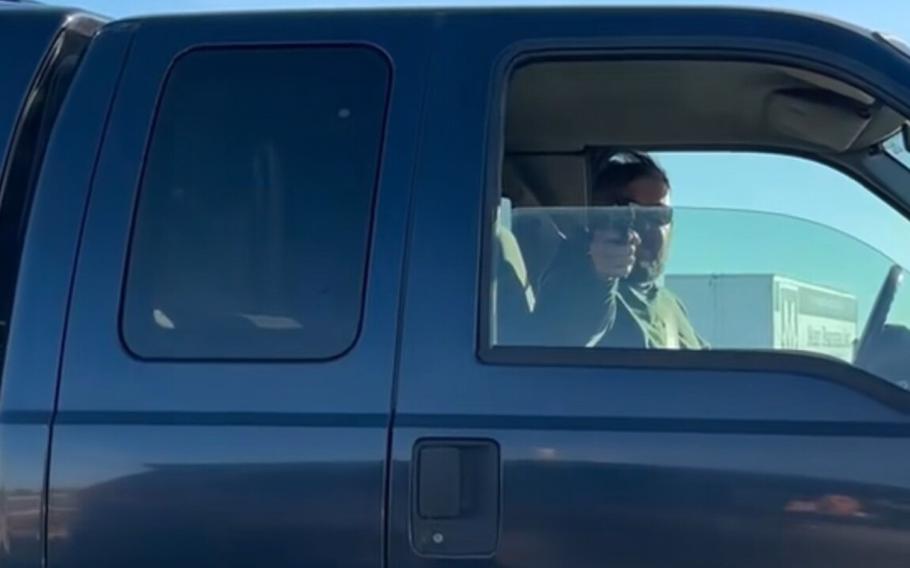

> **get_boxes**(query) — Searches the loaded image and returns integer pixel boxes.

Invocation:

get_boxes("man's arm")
[532,234,620,346]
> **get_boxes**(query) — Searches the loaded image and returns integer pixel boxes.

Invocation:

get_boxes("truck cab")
[2,2,910,567]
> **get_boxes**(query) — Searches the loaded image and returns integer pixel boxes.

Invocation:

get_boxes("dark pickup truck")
[3,1,910,567]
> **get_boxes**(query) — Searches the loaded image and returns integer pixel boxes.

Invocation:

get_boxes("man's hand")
[588,228,641,282]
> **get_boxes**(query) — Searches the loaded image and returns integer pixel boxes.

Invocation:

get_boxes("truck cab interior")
[495,58,910,382]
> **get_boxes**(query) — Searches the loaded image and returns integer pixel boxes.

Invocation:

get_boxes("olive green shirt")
[608,283,705,349]
[533,233,707,349]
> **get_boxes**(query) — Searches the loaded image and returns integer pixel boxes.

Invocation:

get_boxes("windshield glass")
[884,131,910,170]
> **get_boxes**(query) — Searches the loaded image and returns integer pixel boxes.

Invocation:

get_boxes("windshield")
[884,131,910,170]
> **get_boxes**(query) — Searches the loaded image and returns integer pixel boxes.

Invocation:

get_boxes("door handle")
[418,446,463,518]
[411,439,500,556]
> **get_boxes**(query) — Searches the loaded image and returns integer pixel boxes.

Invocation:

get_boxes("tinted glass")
[123,47,390,359]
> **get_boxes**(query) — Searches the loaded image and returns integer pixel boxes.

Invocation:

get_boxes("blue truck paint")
[38,9,431,568]
[390,8,910,568]
[0,4,908,568]
[0,8,103,568]
[0,8,65,174]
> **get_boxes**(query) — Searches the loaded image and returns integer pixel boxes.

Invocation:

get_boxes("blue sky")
[656,151,910,327]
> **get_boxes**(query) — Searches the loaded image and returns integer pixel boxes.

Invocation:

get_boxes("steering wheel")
[855,264,904,368]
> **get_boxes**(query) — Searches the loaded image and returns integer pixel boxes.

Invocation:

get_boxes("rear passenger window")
[122,47,390,359]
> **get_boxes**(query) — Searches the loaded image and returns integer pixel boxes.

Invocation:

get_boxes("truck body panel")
[1,4,910,568]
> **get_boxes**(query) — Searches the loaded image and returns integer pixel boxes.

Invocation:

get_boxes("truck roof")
[100,4,889,56]
[5,0,898,58]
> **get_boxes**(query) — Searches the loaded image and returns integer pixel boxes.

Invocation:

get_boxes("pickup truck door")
[390,8,910,568]
[46,12,428,568]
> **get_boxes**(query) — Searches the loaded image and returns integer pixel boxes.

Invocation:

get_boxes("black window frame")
[118,43,393,363]
[479,47,910,412]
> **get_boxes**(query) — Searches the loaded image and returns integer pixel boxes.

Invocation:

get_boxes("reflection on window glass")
[492,151,910,391]
[122,47,390,359]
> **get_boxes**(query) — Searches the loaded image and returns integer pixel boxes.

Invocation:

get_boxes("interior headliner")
[505,60,903,154]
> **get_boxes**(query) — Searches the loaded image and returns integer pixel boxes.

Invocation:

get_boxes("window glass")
[884,131,910,170]
[493,58,910,390]
[122,47,390,359]
[492,150,910,390]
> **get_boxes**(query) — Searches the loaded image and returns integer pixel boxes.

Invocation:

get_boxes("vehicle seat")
[492,204,537,345]
[512,212,563,290]
[502,155,587,288]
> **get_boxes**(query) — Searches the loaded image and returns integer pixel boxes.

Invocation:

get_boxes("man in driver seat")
[534,151,706,349]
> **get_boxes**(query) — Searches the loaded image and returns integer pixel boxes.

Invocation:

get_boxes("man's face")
[594,175,672,282]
